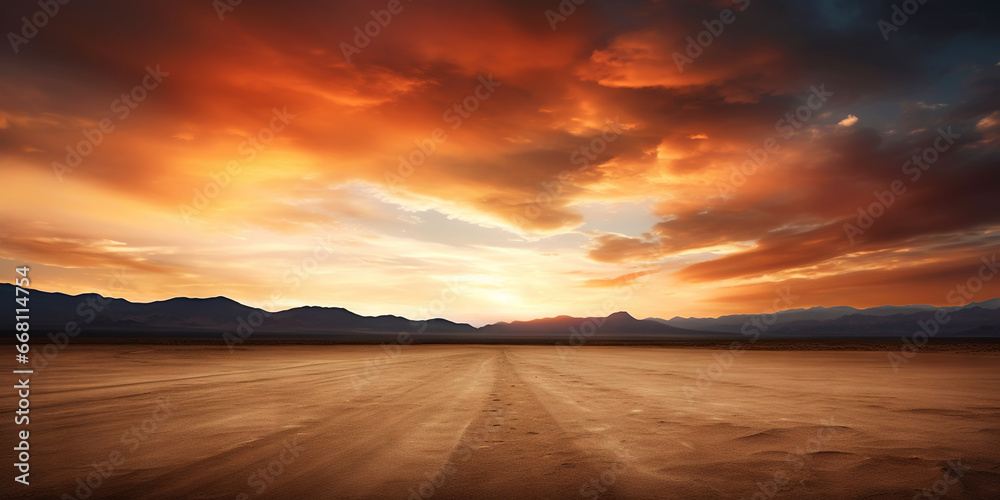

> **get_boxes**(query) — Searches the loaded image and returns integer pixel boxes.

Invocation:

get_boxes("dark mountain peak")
[295,305,342,310]
[275,305,362,320]
[424,318,477,332]
[155,295,240,305]
[607,311,635,321]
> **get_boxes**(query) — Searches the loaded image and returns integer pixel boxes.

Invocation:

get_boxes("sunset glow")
[1,0,998,325]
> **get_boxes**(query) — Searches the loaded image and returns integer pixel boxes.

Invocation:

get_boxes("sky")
[1,0,999,326]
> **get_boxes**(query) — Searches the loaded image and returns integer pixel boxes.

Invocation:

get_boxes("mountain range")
[4,283,999,342]
[651,299,1000,337]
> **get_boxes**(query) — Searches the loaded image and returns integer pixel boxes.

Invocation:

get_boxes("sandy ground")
[2,345,999,499]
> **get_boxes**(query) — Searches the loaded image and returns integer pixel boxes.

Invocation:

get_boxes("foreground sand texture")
[3,345,999,499]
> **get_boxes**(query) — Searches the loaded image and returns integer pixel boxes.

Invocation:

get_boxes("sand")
[2,345,999,499]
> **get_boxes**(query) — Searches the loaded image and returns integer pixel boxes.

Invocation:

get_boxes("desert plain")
[2,344,999,499]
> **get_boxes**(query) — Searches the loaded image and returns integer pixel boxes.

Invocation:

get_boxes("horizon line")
[5,282,998,328]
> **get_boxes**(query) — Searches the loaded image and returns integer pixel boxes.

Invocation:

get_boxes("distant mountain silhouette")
[3,283,998,341]
[17,289,263,330]
[268,305,475,333]
[762,307,1000,338]
[481,311,700,336]
[3,284,474,336]
[648,300,1000,335]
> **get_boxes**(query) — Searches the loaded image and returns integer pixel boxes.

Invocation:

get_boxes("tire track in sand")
[427,348,623,500]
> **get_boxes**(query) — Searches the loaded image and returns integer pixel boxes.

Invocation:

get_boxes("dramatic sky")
[1,0,998,325]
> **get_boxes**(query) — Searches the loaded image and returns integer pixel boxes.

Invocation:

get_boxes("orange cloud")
[1,0,998,323]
